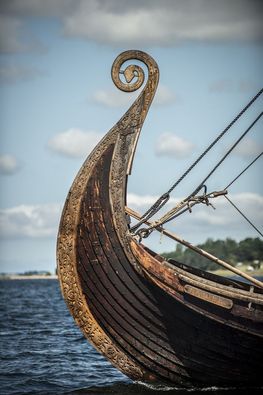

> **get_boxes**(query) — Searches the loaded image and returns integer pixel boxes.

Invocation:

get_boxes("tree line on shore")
[162,237,263,271]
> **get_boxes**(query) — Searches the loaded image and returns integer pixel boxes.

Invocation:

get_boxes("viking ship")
[57,50,263,388]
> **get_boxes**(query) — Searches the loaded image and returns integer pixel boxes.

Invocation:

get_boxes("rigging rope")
[188,112,263,198]
[137,149,263,240]
[224,152,263,190]
[167,89,263,196]
[130,88,263,232]
[168,152,263,223]
[224,195,263,237]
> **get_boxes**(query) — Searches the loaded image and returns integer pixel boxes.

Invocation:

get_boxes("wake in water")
[66,380,263,395]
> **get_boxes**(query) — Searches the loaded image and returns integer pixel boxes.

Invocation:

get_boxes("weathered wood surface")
[74,142,263,386]
[125,206,263,289]
[57,50,161,383]
[57,50,263,388]
[130,241,263,333]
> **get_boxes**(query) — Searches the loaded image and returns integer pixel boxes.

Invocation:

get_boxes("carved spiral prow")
[111,50,159,96]
[110,51,159,176]
[57,50,162,382]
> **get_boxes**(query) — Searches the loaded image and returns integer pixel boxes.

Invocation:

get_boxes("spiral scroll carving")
[111,50,158,93]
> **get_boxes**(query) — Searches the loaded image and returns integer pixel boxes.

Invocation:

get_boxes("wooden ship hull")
[57,50,263,388]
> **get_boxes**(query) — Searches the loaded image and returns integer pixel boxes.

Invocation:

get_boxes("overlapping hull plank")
[57,50,263,388]
[76,140,263,387]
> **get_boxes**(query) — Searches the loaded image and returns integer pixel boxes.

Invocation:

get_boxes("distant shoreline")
[1,269,262,281]
[0,275,58,280]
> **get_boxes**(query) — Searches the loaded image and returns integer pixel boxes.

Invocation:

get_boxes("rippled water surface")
[0,279,261,395]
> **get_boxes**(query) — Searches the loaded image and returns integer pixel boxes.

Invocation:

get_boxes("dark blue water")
[0,279,261,395]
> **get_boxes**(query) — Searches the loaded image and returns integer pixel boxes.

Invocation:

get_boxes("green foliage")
[162,237,263,271]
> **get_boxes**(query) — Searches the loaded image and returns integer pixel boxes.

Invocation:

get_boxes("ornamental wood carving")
[57,50,159,381]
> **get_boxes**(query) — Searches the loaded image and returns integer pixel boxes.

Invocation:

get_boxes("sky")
[0,0,262,274]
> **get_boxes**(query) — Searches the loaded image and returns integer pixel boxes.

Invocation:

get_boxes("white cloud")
[155,133,195,158]
[154,85,176,105]
[0,64,44,84]
[127,193,179,208]
[1,193,261,242]
[62,0,263,46]
[0,15,25,53]
[126,192,263,243]
[209,79,256,93]
[0,0,75,17]
[0,154,20,175]
[189,192,263,229]
[0,203,62,239]
[92,88,137,108]
[92,83,175,108]
[232,138,263,159]
[48,128,103,158]
[0,14,45,53]
[209,79,233,93]
[1,1,262,51]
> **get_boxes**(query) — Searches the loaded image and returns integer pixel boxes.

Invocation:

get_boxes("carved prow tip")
[111,50,159,175]
[111,50,159,95]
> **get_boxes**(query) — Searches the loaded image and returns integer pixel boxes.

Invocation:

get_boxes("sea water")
[0,279,261,395]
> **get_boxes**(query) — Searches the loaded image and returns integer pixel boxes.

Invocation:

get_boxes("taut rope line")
[130,89,263,233]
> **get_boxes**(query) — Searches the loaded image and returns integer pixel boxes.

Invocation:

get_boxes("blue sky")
[0,0,262,273]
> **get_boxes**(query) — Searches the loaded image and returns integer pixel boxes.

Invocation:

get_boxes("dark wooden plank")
[75,145,263,386]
